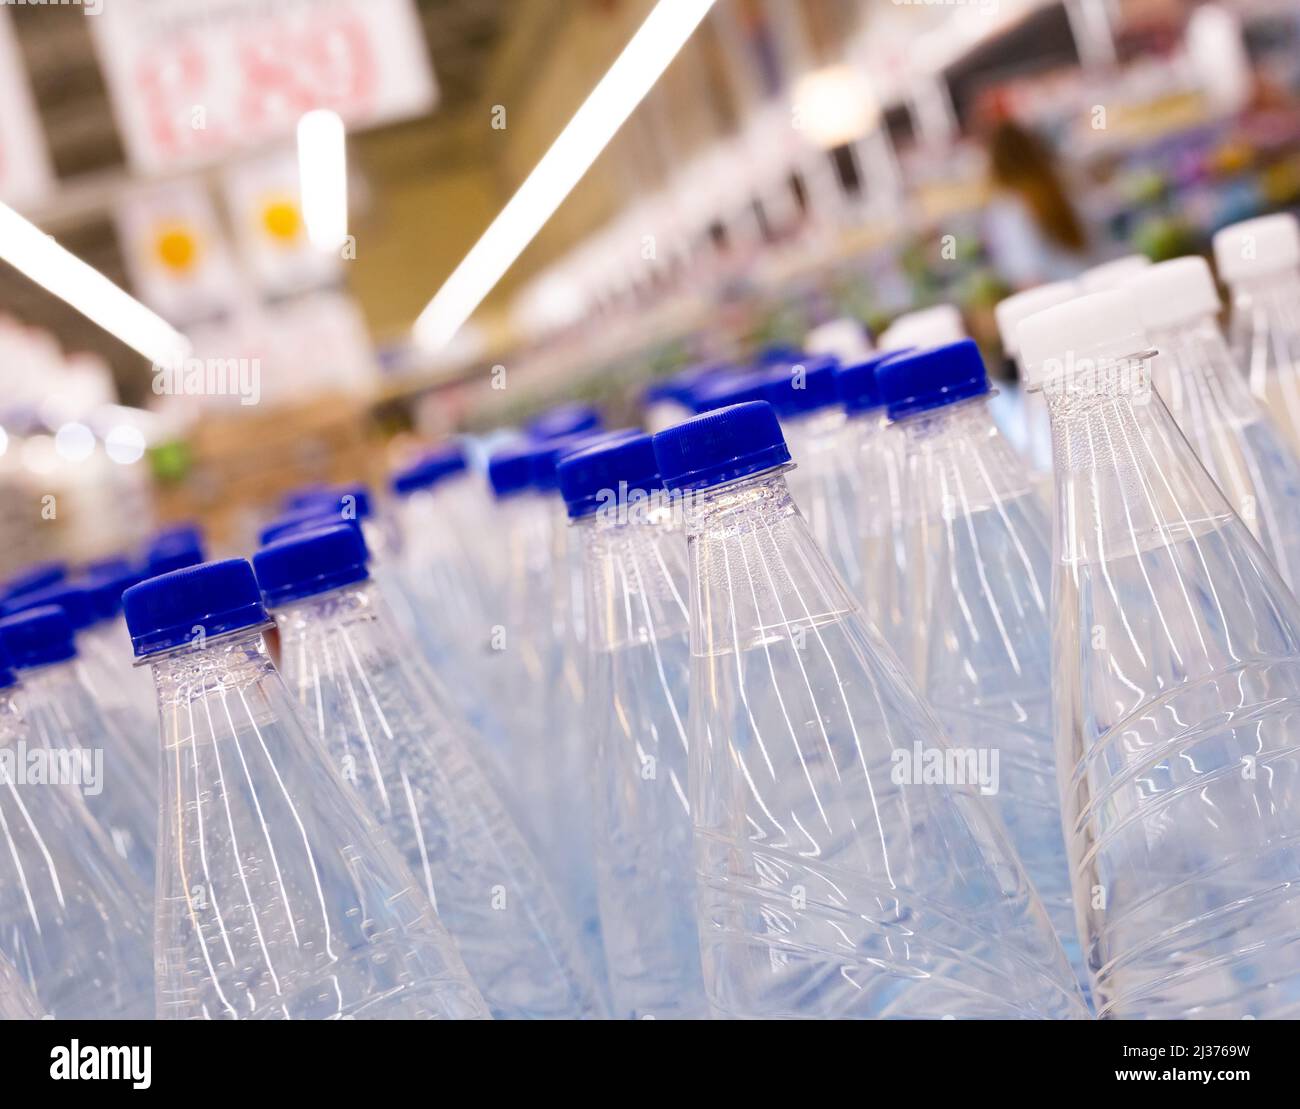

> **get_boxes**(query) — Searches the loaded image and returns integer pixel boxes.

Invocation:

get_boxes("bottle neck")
[1148,313,1257,426]
[682,469,856,655]
[893,395,1030,516]
[1229,269,1300,323]
[145,627,277,705]
[272,579,381,641]
[1045,355,1234,565]
[576,498,690,650]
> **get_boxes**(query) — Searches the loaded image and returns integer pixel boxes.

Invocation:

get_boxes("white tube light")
[297,109,349,252]
[414,0,718,351]
[0,200,190,366]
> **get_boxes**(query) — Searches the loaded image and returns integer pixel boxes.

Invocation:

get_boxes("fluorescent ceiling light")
[297,109,349,252]
[0,201,190,366]
[415,0,718,351]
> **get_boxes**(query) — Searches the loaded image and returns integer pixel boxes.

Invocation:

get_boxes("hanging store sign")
[90,0,437,175]
[0,10,54,207]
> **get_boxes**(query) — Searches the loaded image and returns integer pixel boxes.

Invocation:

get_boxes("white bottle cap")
[1017,290,1149,389]
[994,281,1079,356]
[878,304,965,351]
[804,317,873,362]
[1212,213,1300,284]
[1123,256,1222,331]
[1079,254,1151,294]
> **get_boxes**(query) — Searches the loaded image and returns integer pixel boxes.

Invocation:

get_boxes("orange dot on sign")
[261,198,302,243]
[155,226,198,272]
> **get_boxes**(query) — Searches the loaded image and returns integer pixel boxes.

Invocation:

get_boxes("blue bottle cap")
[645,362,735,405]
[149,523,203,553]
[3,561,68,600]
[531,429,635,493]
[280,484,330,511]
[558,432,663,520]
[286,484,372,522]
[761,355,840,418]
[82,559,143,624]
[652,401,791,492]
[123,559,269,658]
[689,372,771,414]
[875,340,990,420]
[146,537,205,577]
[755,344,805,368]
[527,402,603,441]
[0,605,78,668]
[835,350,910,414]
[1,582,95,632]
[390,444,468,496]
[487,443,539,499]
[254,524,370,608]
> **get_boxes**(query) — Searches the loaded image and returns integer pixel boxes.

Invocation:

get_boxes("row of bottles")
[3,211,1300,1018]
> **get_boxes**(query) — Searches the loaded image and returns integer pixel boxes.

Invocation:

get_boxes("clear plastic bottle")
[484,439,612,992]
[123,559,490,1020]
[78,559,156,742]
[557,434,709,1019]
[1125,255,1300,591]
[255,524,604,1020]
[832,353,916,666]
[1019,290,1300,1018]
[877,341,1085,994]
[0,647,153,1019]
[0,604,156,887]
[651,401,1086,1019]
[808,352,899,604]
[391,449,495,692]
[1214,213,1300,456]
[994,280,1079,478]
[761,356,850,564]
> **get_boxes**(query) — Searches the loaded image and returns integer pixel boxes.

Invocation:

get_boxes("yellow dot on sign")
[261,198,302,243]
[154,225,199,273]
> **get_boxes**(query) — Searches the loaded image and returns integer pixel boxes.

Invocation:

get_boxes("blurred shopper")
[982,118,1088,286]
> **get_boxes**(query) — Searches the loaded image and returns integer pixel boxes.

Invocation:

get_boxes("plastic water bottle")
[483,438,610,975]
[876,341,1086,995]
[1018,290,1300,1018]
[0,645,153,1018]
[1125,256,1300,590]
[994,280,1078,477]
[557,434,709,1019]
[254,524,604,1020]
[878,304,966,351]
[0,604,156,886]
[761,356,851,564]
[123,559,490,1020]
[1214,213,1300,457]
[77,558,157,735]
[651,401,1086,1019]
[831,353,915,663]
[0,951,43,1020]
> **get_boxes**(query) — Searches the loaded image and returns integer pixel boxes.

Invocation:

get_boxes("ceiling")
[0,0,520,403]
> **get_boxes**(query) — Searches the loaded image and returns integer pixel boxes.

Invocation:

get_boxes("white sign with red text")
[90,0,437,175]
